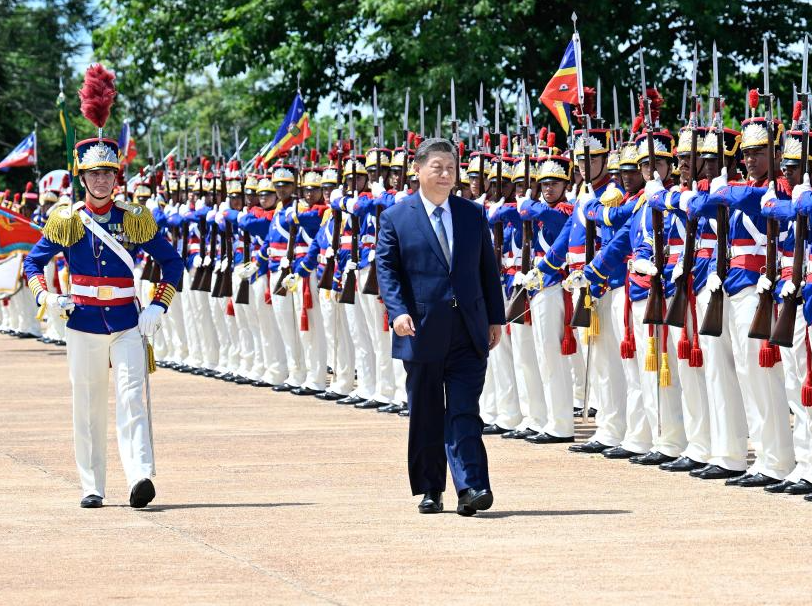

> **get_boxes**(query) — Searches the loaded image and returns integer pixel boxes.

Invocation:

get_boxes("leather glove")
[563,269,589,292]
[780,280,797,299]
[756,274,773,294]
[710,166,728,195]
[793,173,812,205]
[707,272,723,293]
[631,258,658,276]
[371,177,386,199]
[671,261,684,281]
[679,181,698,212]
[644,177,665,200]
[37,292,75,313]
[138,303,164,336]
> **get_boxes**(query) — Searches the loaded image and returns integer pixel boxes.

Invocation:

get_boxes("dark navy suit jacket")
[376,192,505,362]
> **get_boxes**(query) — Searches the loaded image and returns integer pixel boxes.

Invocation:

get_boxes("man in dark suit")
[376,138,506,516]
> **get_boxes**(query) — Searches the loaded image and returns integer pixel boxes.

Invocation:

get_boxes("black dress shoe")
[156,360,169,368]
[573,407,598,418]
[764,479,796,494]
[692,465,745,480]
[457,488,493,517]
[251,380,272,387]
[129,478,156,508]
[391,404,407,414]
[630,451,676,466]
[315,391,345,401]
[355,399,387,409]
[234,376,252,385]
[80,495,103,509]
[603,446,640,459]
[502,428,537,439]
[272,383,295,392]
[418,491,443,514]
[737,473,780,488]
[55,340,66,346]
[482,424,509,435]
[178,365,195,373]
[219,373,236,382]
[377,403,401,413]
[191,368,207,376]
[725,473,753,486]
[660,456,704,472]
[398,408,410,417]
[525,432,575,444]
[805,493,812,502]
[569,440,610,454]
[203,369,219,378]
[336,395,365,405]
[18,332,37,338]
[292,386,322,396]
[786,479,812,495]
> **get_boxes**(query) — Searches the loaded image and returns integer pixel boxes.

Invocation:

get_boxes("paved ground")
[1,334,811,605]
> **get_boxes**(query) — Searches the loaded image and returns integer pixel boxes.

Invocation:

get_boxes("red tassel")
[759,339,776,368]
[677,325,690,360]
[803,328,812,406]
[524,298,532,325]
[500,134,509,152]
[226,298,235,316]
[300,304,309,331]
[264,286,271,305]
[303,276,312,309]
[689,333,704,368]
[506,323,511,336]
[771,304,781,363]
[687,279,703,367]
[561,289,577,355]
[620,276,635,358]
[383,307,389,332]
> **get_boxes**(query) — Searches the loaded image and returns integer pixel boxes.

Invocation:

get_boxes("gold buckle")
[96,286,114,300]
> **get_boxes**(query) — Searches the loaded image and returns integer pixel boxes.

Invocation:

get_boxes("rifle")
[210,161,225,298]
[140,151,157,284]
[318,123,345,290]
[749,38,779,340]
[665,45,700,327]
[362,87,383,295]
[699,46,730,337]
[339,138,359,304]
[190,156,209,291]
[492,92,505,274]
[505,121,532,324]
[273,159,300,296]
[771,36,810,346]
[640,52,665,326]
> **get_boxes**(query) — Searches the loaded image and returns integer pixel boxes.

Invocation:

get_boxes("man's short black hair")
[414,138,457,166]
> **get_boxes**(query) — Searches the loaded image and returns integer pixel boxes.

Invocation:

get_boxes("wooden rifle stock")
[361,204,383,295]
[699,206,728,336]
[339,214,359,304]
[643,208,666,324]
[190,219,207,291]
[571,218,595,328]
[318,208,342,290]
[200,222,217,293]
[505,220,532,324]
[217,220,234,298]
[235,222,252,305]
[210,224,224,298]
[273,204,298,296]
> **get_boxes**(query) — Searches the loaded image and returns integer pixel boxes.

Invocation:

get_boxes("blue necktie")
[432,206,452,266]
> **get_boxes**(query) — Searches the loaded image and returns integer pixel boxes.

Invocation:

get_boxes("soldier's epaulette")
[321,207,333,226]
[42,201,84,247]
[114,200,158,244]
[599,184,624,208]
[633,194,647,214]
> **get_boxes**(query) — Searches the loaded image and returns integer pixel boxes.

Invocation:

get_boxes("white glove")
[760,183,777,209]
[394,189,409,202]
[237,209,248,222]
[710,166,728,194]
[214,211,225,229]
[368,249,375,262]
[218,201,230,212]
[631,258,658,276]
[756,274,772,294]
[455,189,462,197]
[513,271,526,287]
[343,192,359,214]
[578,183,596,204]
[644,178,665,200]
[192,254,203,269]
[219,258,230,272]
[488,197,505,219]
[146,196,159,211]
[37,292,75,313]
[707,272,723,293]
[201,254,212,267]
[516,189,531,213]
[345,260,358,272]
[138,303,164,336]
[679,181,698,212]
[474,193,487,206]
[205,209,217,222]
[279,257,290,269]
[563,269,589,292]
[780,280,797,299]
[329,186,345,204]
[282,273,299,291]
[325,246,335,259]
[565,188,576,202]
[371,177,385,199]
[524,267,542,290]
[671,261,684,281]
[793,173,812,205]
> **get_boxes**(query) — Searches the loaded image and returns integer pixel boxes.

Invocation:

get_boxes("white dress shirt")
[420,191,454,257]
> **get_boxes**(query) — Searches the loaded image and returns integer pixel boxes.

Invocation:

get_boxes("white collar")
[419,191,450,216]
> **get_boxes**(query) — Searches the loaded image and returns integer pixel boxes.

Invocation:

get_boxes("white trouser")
[165,276,189,364]
[343,290,376,400]
[631,299,687,458]
[358,266,396,403]
[510,321,547,432]
[43,262,63,340]
[239,276,266,380]
[271,269,306,387]
[490,294,522,430]
[180,272,203,368]
[251,274,287,385]
[727,286,794,478]
[779,307,812,483]
[13,283,41,336]
[231,273,258,379]
[569,336,588,409]
[66,326,154,498]
[291,273,327,390]
[667,297,711,464]
[480,362,497,425]
[192,288,219,369]
[209,291,230,373]
[695,287,749,470]
[320,288,354,395]
[221,295,241,374]
[530,286,574,437]
[585,288,628,447]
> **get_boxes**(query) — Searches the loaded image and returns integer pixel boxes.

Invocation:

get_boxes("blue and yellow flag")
[540,40,579,134]
[263,93,312,163]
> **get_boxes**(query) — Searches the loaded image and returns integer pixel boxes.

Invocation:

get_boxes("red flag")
[0,207,42,254]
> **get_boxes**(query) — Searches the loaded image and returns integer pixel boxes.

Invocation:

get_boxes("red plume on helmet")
[167,155,176,171]
[573,87,596,126]
[547,132,556,148]
[793,101,803,122]
[25,181,33,193]
[310,148,318,163]
[631,116,644,135]
[61,174,70,189]
[748,89,760,112]
[638,87,664,125]
[458,140,465,158]
[78,64,117,131]
[539,127,548,143]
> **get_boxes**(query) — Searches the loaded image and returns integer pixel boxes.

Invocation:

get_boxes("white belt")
[781,256,795,269]
[730,245,766,257]
[697,238,717,249]
[340,236,352,245]
[567,252,586,264]
[71,284,136,300]
[269,245,309,258]
[668,245,684,255]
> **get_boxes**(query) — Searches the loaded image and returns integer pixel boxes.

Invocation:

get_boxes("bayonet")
[451,78,457,124]
[494,90,500,136]
[612,84,620,135]
[679,80,687,124]
[596,78,602,125]
[419,95,425,138]
[436,104,441,138]
[403,88,410,132]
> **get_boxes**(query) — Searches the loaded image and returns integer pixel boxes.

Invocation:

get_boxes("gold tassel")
[147,283,157,302]
[122,206,158,243]
[644,336,658,372]
[588,305,600,337]
[659,353,672,387]
[36,303,47,321]
[581,326,589,345]
[146,341,157,374]
[43,205,84,247]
